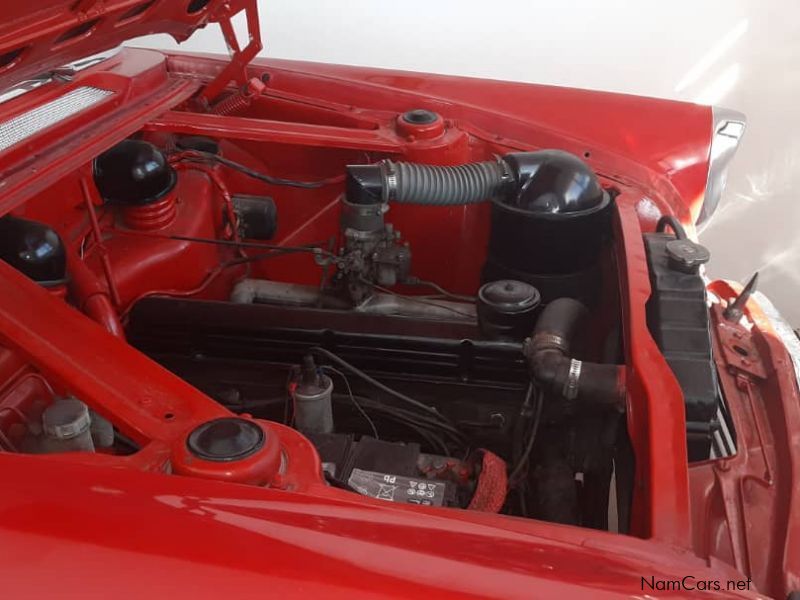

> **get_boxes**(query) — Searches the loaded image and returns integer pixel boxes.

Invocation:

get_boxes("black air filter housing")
[483,150,612,300]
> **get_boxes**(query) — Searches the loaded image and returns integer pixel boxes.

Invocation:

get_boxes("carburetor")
[335,195,411,304]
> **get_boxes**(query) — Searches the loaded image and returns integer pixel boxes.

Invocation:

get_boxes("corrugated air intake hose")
[388,160,507,205]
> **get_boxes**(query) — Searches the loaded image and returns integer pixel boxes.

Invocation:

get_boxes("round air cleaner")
[483,150,612,302]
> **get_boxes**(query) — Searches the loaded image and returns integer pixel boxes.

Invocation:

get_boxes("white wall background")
[132,0,800,323]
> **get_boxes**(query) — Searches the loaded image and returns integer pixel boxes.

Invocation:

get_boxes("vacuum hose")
[523,298,625,410]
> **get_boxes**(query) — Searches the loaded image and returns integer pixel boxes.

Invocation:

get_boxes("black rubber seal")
[186,417,265,462]
[401,109,439,125]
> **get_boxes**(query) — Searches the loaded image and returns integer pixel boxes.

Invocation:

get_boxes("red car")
[0,2,796,598]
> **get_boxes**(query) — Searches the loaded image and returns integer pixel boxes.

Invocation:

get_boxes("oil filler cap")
[479,279,540,312]
[187,418,265,462]
[477,280,541,341]
[666,239,710,274]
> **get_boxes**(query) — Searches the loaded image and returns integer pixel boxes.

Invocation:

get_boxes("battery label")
[347,468,447,507]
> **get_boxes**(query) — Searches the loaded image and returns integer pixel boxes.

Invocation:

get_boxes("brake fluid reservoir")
[41,397,95,453]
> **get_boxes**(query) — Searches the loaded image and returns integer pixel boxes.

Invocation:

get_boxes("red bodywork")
[0,2,797,598]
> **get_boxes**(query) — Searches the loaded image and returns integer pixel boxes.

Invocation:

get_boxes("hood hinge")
[196,0,262,109]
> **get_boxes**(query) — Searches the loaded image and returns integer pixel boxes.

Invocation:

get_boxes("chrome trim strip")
[697,106,746,226]
[0,47,121,105]
[712,402,736,458]
[65,46,123,72]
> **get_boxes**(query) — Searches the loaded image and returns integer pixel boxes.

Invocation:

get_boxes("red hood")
[1,452,757,599]
[0,0,252,92]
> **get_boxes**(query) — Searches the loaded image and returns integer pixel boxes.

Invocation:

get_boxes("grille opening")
[0,47,26,71]
[187,0,211,14]
[118,0,156,22]
[55,18,101,45]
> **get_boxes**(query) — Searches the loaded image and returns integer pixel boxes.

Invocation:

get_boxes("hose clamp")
[562,359,582,400]
[529,332,569,354]
[383,160,398,202]
[495,155,513,185]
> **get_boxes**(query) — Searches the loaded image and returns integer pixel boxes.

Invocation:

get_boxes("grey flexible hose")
[388,159,506,205]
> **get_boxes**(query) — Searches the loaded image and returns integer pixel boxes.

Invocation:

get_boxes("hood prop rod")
[195,0,263,109]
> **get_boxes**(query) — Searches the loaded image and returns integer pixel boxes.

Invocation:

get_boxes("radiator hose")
[523,298,625,410]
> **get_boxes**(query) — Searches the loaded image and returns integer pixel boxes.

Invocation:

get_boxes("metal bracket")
[196,0,263,107]
[713,305,767,379]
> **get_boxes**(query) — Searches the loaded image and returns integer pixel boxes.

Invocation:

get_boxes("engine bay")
[0,60,726,536]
